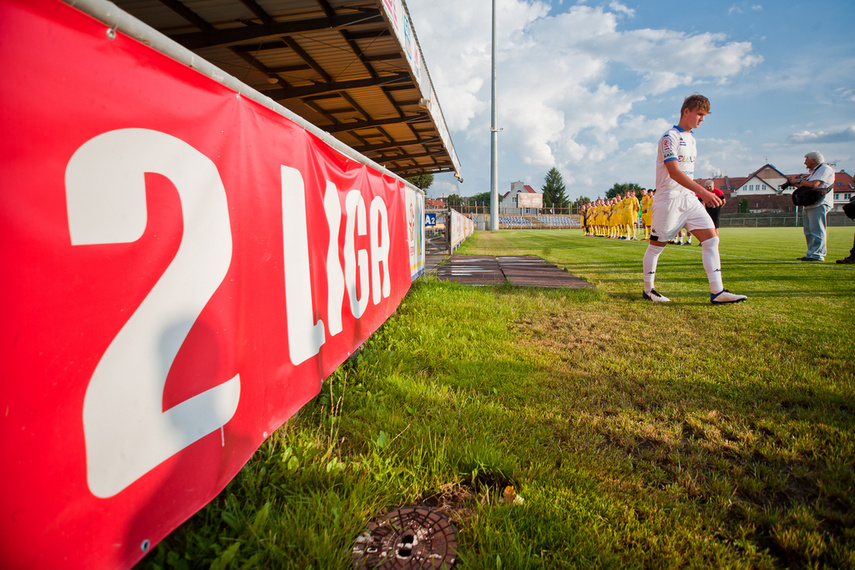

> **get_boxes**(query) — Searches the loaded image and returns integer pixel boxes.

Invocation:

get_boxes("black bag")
[843,197,855,220]
[791,186,825,207]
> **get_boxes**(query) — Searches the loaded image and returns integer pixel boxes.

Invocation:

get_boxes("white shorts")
[649,191,714,242]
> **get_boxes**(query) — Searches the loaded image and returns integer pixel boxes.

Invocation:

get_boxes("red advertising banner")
[0,0,416,567]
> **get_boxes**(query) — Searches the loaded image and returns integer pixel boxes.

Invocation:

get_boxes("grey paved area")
[432,255,593,289]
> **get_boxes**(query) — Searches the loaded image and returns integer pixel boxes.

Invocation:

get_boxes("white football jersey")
[655,126,696,197]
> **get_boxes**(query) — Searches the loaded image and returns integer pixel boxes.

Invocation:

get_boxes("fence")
[450,204,582,216]
[489,212,852,230]
[499,214,581,229]
[718,213,855,228]
[442,205,854,227]
[432,210,854,231]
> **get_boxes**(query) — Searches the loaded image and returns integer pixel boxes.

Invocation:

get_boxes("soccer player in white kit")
[642,94,747,304]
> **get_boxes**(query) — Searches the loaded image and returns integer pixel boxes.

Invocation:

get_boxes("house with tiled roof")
[830,171,854,207]
[695,175,747,200]
[729,164,792,213]
[695,164,852,214]
[501,181,542,214]
[733,164,789,197]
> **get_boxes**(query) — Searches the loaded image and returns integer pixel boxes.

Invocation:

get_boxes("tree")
[406,173,434,191]
[572,195,593,208]
[606,182,642,200]
[541,167,569,209]
[468,191,492,206]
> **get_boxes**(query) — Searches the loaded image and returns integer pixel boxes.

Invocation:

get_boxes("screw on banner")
[106,26,117,40]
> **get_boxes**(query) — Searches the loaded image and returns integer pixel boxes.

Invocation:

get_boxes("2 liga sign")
[70,129,396,499]
[0,0,421,567]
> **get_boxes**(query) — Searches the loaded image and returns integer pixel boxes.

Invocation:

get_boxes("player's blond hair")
[681,93,710,116]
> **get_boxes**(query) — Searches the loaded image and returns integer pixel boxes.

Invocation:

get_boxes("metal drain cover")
[352,506,457,569]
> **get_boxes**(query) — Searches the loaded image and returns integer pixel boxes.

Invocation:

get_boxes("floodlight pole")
[489,0,499,231]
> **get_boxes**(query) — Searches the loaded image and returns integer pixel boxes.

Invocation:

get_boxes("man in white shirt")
[795,151,835,261]
[642,94,747,304]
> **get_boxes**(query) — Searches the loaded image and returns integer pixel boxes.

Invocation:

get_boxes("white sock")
[643,244,665,293]
[701,236,724,294]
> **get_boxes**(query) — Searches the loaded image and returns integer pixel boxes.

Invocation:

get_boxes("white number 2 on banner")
[66,129,241,498]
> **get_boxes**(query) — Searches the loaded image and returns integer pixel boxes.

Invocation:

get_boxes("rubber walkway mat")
[435,255,593,288]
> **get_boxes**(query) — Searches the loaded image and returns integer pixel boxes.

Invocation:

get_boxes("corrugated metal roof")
[107,0,461,180]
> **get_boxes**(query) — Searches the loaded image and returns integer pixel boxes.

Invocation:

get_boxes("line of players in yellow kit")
[580,188,654,240]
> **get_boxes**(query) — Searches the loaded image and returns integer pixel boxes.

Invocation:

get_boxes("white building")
[719,164,853,213]
[501,181,542,214]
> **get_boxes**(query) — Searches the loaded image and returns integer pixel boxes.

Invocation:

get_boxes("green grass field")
[142,227,855,569]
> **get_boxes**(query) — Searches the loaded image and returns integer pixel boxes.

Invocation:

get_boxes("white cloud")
[427,178,461,199]
[728,2,763,16]
[407,0,765,198]
[430,71,483,132]
[790,126,855,144]
[608,1,635,17]
[598,29,763,88]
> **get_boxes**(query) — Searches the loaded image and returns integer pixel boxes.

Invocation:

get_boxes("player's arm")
[664,160,721,207]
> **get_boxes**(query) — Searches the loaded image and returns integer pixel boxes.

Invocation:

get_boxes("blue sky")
[406,0,855,201]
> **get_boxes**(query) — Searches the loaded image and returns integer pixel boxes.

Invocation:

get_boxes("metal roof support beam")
[281,36,332,82]
[339,29,377,79]
[314,0,336,19]
[235,50,293,87]
[385,98,422,108]
[337,91,372,122]
[237,0,274,25]
[376,126,395,145]
[302,92,342,102]
[345,29,391,41]
[325,114,430,134]
[382,84,416,93]
[265,63,312,74]
[266,73,410,100]
[169,10,383,49]
[300,99,341,125]
[353,137,441,154]
[378,149,447,161]
[396,167,455,177]
[363,53,399,64]
[158,0,214,31]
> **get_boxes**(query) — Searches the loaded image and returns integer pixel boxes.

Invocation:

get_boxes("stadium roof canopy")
[103,0,461,181]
